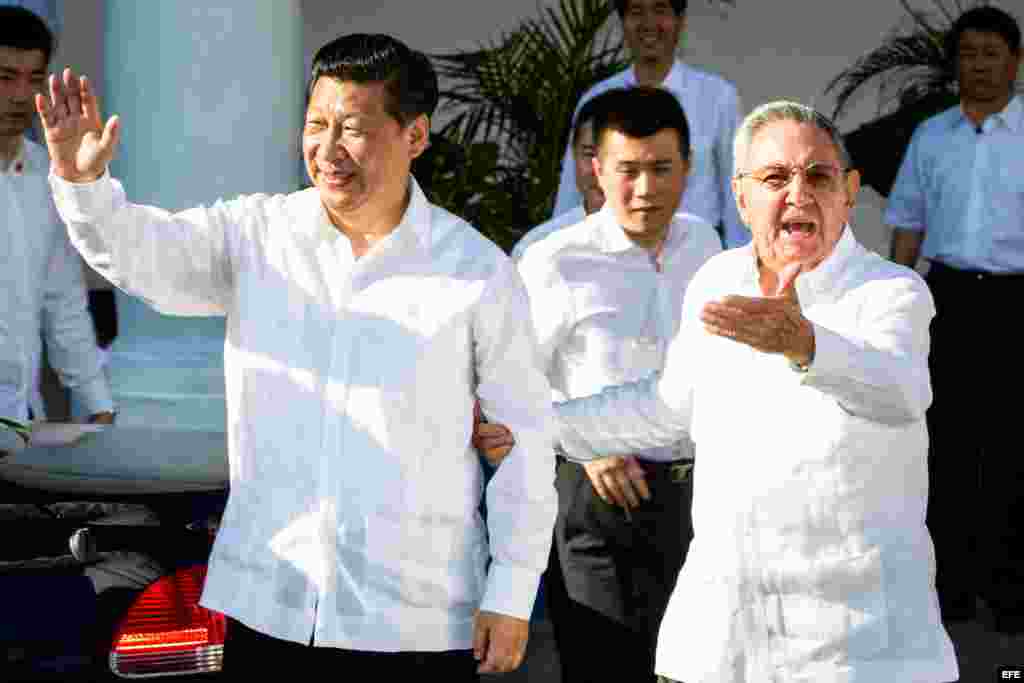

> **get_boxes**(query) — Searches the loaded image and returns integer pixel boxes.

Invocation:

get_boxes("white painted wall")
[53,0,1024,268]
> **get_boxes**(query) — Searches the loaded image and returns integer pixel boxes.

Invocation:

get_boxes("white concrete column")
[100,1,304,438]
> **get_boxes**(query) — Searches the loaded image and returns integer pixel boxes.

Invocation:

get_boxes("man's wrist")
[786,318,816,371]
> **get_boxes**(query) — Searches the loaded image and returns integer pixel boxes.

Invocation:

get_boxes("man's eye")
[344,128,365,137]
[807,171,834,187]
[762,173,787,187]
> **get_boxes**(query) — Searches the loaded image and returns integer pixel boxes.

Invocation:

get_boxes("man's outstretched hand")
[35,68,119,183]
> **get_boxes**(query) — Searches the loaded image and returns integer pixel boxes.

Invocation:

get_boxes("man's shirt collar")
[310,176,432,253]
[1,136,28,176]
[593,204,689,258]
[624,59,684,90]
[954,94,1024,134]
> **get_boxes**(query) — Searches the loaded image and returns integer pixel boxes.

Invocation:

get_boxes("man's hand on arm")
[583,455,650,511]
[36,68,120,183]
[699,263,815,367]
[472,400,515,467]
[87,411,115,425]
[890,228,924,269]
[473,610,529,674]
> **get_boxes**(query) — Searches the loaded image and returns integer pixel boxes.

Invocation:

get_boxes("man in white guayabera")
[553,101,959,683]
[0,6,113,428]
[37,33,556,680]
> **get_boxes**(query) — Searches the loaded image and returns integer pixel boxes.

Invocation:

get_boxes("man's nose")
[785,173,814,206]
[634,171,655,197]
[318,127,348,163]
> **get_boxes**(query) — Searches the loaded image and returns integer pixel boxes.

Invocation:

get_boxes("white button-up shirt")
[886,95,1024,272]
[556,227,958,682]
[518,207,720,463]
[0,137,112,421]
[510,205,585,262]
[552,60,747,249]
[50,173,557,652]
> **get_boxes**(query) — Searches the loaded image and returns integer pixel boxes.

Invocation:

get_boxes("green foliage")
[415,0,629,252]
[826,0,990,120]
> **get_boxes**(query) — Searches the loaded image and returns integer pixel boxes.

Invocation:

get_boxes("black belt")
[928,261,1024,281]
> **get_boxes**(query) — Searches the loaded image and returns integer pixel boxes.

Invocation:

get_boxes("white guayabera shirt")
[556,227,959,683]
[50,174,557,652]
[517,207,721,464]
[510,205,585,262]
[0,137,112,421]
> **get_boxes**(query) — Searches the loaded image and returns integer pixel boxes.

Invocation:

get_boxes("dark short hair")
[308,34,438,126]
[0,6,55,64]
[946,6,1021,61]
[614,0,687,18]
[572,90,617,147]
[592,86,691,161]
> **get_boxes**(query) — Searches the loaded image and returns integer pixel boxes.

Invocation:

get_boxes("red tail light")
[109,565,226,678]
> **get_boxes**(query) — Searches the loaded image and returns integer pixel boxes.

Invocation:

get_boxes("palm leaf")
[826,0,993,120]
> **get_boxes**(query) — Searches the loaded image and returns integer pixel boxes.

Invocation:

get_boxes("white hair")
[733,100,852,177]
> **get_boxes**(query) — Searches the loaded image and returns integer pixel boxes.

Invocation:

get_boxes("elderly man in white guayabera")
[553,101,958,682]
[36,32,556,681]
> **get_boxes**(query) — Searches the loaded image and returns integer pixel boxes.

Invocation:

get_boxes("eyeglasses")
[735,163,850,194]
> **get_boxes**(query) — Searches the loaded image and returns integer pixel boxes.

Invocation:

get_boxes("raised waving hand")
[35,68,120,182]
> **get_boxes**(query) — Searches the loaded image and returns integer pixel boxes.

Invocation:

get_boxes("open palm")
[35,68,119,182]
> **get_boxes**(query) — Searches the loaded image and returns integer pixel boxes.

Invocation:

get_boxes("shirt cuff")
[72,375,115,416]
[553,413,600,463]
[479,564,542,621]
[798,321,851,386]
[48,169,117,222]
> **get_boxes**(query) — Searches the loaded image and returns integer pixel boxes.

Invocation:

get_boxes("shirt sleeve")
[40,207,114,416]
[800,269,935,425]
[554,262,710,458]
[473,256,557,620]
[49,171,237,317]
[884,127,927,232]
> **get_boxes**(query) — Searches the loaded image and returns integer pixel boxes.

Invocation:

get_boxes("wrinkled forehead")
[747,120,842,168]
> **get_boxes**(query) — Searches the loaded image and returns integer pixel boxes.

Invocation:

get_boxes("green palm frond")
[826,0,993,120]
[827,32,951,118]
[0,416,31,445]
[425,0,627,244]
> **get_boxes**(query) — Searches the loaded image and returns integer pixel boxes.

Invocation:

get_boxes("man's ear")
[844,168,861,208]
[591,155,607,192]
[407,114,430,160]
[732,176,750,225]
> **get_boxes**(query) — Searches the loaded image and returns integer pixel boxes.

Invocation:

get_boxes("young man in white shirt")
[518,86,721,683]
[887,6,1024,635]
[552,0,746,248]
[38,33,556,679]
[554,101,958,683]
[0,5,113,425]
[511,92,609,261]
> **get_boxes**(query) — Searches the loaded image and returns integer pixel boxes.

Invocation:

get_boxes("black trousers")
[546,457,693,683]
[221,616,479,681]
[925,262,1024,631]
